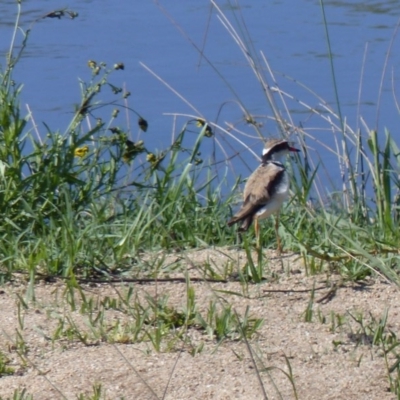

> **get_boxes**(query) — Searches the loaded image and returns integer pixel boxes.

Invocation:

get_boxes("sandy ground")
[0,248,399,399]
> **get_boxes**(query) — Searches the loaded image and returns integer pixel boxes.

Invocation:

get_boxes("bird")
[227,138,299,251]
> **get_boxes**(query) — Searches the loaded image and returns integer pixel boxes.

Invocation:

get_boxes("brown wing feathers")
[227,193,262,231]
[227,165,285,231]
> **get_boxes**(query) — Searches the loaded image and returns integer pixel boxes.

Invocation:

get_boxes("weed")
[77,384,107,400]
[0,389,34,400]
[303,284,315,323]
[196,301,263,342]
[0,350,14,377]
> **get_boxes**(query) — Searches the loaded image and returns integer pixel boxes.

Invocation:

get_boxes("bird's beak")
[288,146,300,152]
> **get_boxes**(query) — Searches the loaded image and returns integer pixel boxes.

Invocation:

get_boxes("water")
[1,1,400,189]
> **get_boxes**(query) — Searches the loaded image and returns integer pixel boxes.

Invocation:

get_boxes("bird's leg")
[275,213,281,254]
[255,218,260,249]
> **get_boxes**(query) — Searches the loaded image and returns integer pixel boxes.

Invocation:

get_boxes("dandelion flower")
[74,145,89,158]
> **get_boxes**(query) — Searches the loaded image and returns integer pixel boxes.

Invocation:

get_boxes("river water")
[1,1,400,189]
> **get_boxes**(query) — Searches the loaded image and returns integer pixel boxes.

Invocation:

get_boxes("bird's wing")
[229,164,285,223]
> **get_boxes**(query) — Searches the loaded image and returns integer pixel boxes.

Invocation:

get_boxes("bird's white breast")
[256,170,290,220]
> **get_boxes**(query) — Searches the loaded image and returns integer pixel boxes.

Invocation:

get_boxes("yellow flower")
[146,153,156,163]
[146,152,166,170]
[87,60,97,69]
[196,119,212,137]
[196,118,205,127]
[74,145,89,158]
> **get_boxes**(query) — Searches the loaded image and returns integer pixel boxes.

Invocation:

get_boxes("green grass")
[2,1,400,399]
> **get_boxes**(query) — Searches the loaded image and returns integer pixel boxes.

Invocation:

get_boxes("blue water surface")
[1,1,400,190]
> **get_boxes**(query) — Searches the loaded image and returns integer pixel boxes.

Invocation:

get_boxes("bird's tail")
[227,216,252,231]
